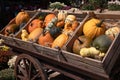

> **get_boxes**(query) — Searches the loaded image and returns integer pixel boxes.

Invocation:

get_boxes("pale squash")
[57,10,67,21]
[73,35,92,54]
[105,26,120,40]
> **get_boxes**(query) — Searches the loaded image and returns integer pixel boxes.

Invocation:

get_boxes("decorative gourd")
[73,35,92,54]
[4,24,19,36]
[21,29,29,41]
[49,27,62,38]
[105,26,120,40]
[83,18,106,39]
[63,15,78,33]
[92,35,112,53]
[57,10,67,21]
[28,19,44,33]
[15,11,30,25]
[56,20,65,28]
[80,47,100,57]
[28,28,43,42]
[65,15,76,23]
[38,32,54,47]
[52,33,69,48]
[71,21,79,31]
[80,47,105,59]
[44,13,56,27]
[44,17,58,32]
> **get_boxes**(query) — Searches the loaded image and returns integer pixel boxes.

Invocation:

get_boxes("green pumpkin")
[92,35,112,53]
[49,27,62,38]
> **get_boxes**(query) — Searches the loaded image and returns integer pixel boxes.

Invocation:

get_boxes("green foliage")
[49,2,67,10]
[88,0,108,9]
[81,4,95,10]
[108,3,120,11]
[0,68,15,80]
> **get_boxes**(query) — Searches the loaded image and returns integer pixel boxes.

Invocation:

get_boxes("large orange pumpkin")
[83,18,106,39]
[44,14,56,27]
[28,19,44,33]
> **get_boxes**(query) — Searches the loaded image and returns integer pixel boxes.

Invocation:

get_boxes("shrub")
[0,68,15,80]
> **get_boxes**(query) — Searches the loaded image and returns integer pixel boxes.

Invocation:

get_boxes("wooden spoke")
[31,72,40,80]
[17,75,25,79]
[14,54,48,80]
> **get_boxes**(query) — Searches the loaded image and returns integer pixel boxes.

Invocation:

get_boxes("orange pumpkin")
[83,18,106,39]
[15,11,30,25]
[44,14,56,27]
[38,32,54,47]
[28,19,44,33]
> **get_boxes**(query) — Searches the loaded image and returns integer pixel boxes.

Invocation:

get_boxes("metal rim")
[14,54,47,80]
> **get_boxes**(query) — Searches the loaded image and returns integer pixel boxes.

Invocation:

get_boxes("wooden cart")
[0,10,120,80]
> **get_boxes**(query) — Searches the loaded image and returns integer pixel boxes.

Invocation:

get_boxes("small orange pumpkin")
[38,32,54,47]
[28,19,44,33]
[44,14,56,27]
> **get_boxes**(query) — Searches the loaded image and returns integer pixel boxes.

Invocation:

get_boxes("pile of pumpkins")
[73,17,120,60]
[4,11,120,60]
[12,11,79,49]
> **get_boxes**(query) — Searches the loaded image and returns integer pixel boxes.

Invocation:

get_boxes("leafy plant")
[108,3,120,11]
[0,45,12,70]
[0,68,15,80]
[49,2,67,10]
[88,0,108,9]
[81,4,95,10]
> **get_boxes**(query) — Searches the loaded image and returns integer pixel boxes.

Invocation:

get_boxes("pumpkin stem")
[96,20,104,27]
[77,38,83,44]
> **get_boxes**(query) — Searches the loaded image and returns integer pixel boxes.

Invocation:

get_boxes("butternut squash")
[28,28,43,42]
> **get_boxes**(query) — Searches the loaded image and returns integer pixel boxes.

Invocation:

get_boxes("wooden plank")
[63,51,103,68]
[103,33,120,68]
[63,55,105,73]
[104,33,120,74]
[96,13,120,19]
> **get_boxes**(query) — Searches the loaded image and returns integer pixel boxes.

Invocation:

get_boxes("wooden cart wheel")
[14,54,48,80]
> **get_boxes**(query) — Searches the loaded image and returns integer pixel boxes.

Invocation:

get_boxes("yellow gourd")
[21,29,29,41]
[83,18,106,39]
[52,33,69,48]
[80,47,105,60]
[57,10,67,21]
